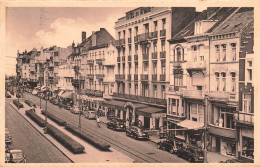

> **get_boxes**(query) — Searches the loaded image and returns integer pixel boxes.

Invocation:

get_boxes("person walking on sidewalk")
[96,116,100,128]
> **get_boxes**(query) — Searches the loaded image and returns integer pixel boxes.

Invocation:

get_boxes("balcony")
[134,74,138,81]
[113,93,167,106]
[72,79,80,87]
[160,74,166,81]
[115,74,125,80]
[208,124,236,139]
[127,74,131,82]
[169,86,187,92]
[167,114,186,123]
[134,36,138,43]
[138,32,152,43]
[48,66,54,71]
[141,74,148,81]
[152,74,157,81]
[186,61,206,70]
[160,29,166,37]
[96,58,105,64]
[87,60,94,65]
[160,51,166,59]
[128,37,132,44]
[143,54,149,61]
[152,52,158,59]
[115,38,125,47]
[122,56,126,62]
[96,74,104,79]
[117,57,120,62]
[151,31,158,39]
[79,76,85,81]
[208,91,229,101]
[134,55,138,62]
[172,61,182,68]
[234,112,254,126]
[183,90,204,99]
[128,55,132,62]
[86,74,94,79]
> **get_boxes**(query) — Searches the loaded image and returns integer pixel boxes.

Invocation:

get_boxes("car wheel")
[162,146,166,151]
[170,148,174,154]
[157,144,161,149]
[188,157,193,162]
[133,135,137,140]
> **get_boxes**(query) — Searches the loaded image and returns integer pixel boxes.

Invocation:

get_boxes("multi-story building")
[104,7,199,129]
[166,7,254,158]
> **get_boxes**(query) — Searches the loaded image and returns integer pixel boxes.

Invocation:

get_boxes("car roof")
[10,150,23,153]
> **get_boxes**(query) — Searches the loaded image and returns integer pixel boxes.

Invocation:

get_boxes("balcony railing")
[87,60,94,65]
[127,74,131,81]
[128,55,132,62]
[160,29,166,37]
[138,32,152,42]
[208,91,229,101]
[169,85,187,92]
[183,90,204,99]
[134,36,138,43]
[151,31,158,39]
[134,74,138,81]
[152,52,158,59]
[234,112,254,125]
[167,114,186,122]
[208,124,236,139]
[115,38,125,46]
[79,76,85,80]
[113,93,167,106]
[152,74,157,81]
[186,61,206,70]
[96,74,104,79]
[117,57,120,62]
[115,74,125,80]
[86,74,94,79]
[160,74,166,81]
[122,56,125,62]
[72,79,80,87]
[143,54,149,61]
[96,58,105,64]
[141,74,148,81]
[128,37,132,44]
[134,55,138,62]
[172,61,182,68]
[160,51,166,59]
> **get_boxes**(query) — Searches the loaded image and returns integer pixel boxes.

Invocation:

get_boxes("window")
[135,84,138,96]
[161,61,165,75]
[129,83,131,94]
[198,45,204,61]
[221,72,226,91]
[144,23,149,34]
[222,44,226,61]
[161,40,165,52]
[153,62,157,74]
[153,85,157,98]
[231,43,236,61]
[118,64,120,74]
[215,72,220,91]
[192,46,197,61]
[153,41,157,53]
[128,63,131,74]
[123,30,126,39]
[176,47,182,62]
[231,72,236,92]
[248,61,252,67]
[135,45,138,55]
[129,28,132,38]
[143,62,148,74]
[135,26,138,36]
[154,21,158,31]
[118,32,121,39]
[162,18,166,30]
[129,45,132,55]
[242,137,254,159]
[174,70,183,87]
[123,47,125,56]
[243,94,252,113]
[161,85,165,99]
[123,63,125,74]
[215,45,220,61]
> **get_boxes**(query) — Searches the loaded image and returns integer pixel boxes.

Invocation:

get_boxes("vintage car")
[157,138,183,154]
[5,128,12,144]
[126,125,149,140]
[85,110,96,119]
[9,150,26,163]
[177,145,204,162]
[107,118,125,131]
[71,105,81,114]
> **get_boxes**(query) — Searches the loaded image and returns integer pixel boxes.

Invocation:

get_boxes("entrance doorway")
[144,116,150,129]
[216,136,220,152]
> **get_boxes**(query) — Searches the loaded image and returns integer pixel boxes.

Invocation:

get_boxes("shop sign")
[152,113,166,118]
[126,7,152,20]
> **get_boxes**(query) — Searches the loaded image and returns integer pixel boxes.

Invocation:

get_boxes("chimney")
[82,31,86,42]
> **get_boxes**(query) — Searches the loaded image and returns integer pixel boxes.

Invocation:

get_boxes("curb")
[9,102,74,163]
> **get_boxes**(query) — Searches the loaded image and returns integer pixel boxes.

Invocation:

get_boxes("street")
[22,92,187,163]
[5,98,71,163]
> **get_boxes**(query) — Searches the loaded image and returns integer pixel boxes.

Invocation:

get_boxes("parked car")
[71,105,81,114]
[9,150,26,163]
[85,110,96,119]
[219,158,246,163]
[126,125,149,140]
[5,153,11,163]
[157,138,183,154]
[28,89,32,93]
[65,104,72,110]
[107,118,125,131]
[5,144,10,153]
[177,145,204,162]
[16,93,22,98]
[5,128,12,144]
[5,92,11,98]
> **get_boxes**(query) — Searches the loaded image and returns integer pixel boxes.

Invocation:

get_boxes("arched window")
[215,72,220,91]
[176,47,182,62]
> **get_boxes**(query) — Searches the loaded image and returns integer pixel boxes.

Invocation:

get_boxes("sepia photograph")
[1,1,258,165]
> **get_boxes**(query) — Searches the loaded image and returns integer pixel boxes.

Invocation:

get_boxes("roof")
[103,99,126,110]
[210,8,253,35]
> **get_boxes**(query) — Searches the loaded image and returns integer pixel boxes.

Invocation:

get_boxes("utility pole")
[204,94,208,163]
[78,62,81,130]
[45,63,48,125]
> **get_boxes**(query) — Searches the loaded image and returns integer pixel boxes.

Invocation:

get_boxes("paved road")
[23,92,187,163]
[5,99,71,163]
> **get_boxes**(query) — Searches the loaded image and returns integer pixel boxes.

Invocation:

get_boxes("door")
[144,116,150,129]
[216,137,220,152]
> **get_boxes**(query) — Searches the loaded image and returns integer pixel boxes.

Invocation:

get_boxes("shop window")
[242,137,254,159]
[222,139,236,156]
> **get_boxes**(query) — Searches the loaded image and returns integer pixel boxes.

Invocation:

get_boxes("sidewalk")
[9,100,134,163]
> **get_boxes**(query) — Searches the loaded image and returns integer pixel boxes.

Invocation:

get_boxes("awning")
[177,120,204,130]
[60,91,74,99]
[103,99,126,110]
[87,96,105,102]
[58,91,65,96]
[136,106,166,117]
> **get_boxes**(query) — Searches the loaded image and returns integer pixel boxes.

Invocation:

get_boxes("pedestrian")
[218,116,223,127]
[96,116,100,128]
[126,118,130,127]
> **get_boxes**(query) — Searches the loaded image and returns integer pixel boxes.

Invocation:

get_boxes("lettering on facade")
[126,7,152,20]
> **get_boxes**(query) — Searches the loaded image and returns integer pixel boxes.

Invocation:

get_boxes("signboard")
[126,7,152,20]
[152,113,166,118]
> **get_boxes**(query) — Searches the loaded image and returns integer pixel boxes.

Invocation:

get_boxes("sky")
[5,7,205,76]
